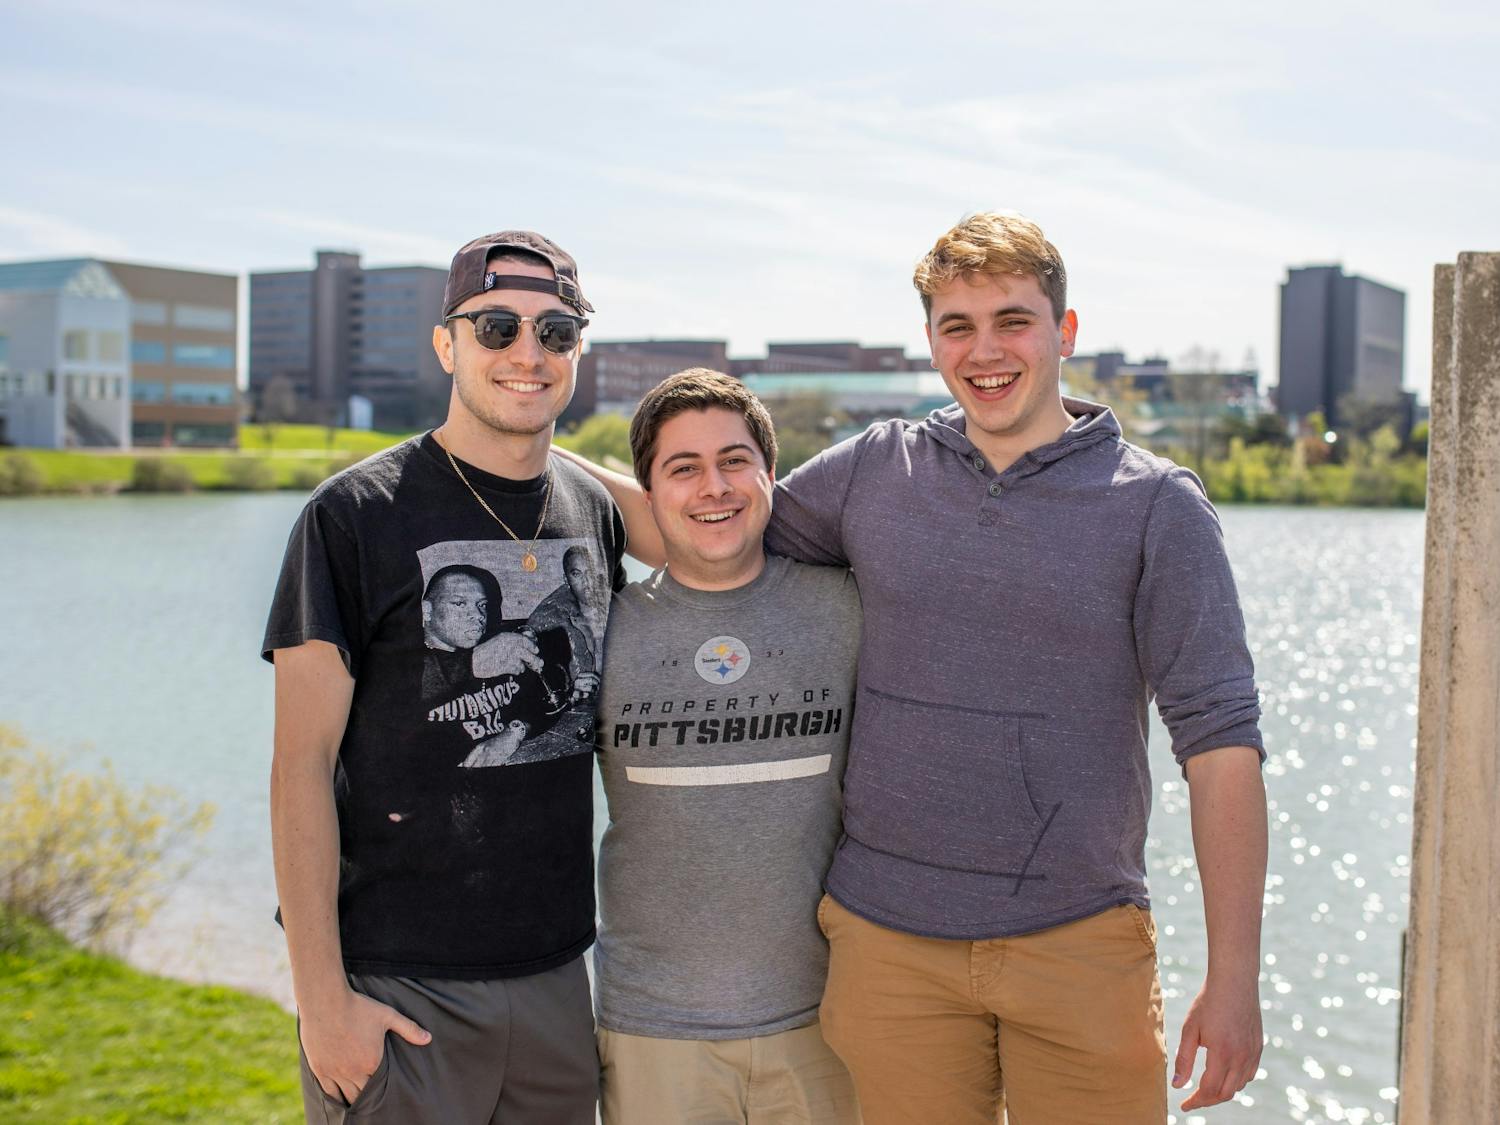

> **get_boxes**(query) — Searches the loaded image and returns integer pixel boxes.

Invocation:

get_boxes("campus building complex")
[248,251,448,432]
[566,338,930,426]
[0,258,237,449]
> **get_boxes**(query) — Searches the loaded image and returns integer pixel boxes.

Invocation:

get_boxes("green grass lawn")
[0,912,301,1123]
[238,424,411,457]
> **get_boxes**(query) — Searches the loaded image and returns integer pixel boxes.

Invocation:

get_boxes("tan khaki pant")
[817,895,1166,1125]
[598,1021,861,1125]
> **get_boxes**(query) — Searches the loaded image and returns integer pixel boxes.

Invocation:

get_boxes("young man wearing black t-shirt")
[264,231,625,1124]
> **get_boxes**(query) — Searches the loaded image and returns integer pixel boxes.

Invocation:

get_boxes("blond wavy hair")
[913,211,1068,322]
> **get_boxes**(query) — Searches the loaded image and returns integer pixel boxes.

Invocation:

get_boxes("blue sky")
[3,0,1496,399]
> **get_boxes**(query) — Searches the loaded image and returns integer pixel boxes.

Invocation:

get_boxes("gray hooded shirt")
[765,398,1263,940]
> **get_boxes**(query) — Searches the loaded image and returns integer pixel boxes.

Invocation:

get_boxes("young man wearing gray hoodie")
[569,212,1267,1124]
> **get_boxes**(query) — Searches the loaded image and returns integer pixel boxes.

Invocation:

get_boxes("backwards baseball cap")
[442,230,594,319]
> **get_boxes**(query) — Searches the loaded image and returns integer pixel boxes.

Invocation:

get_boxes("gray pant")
[299,957,598,1124]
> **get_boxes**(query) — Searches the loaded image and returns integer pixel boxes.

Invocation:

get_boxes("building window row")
[0,372,39,399]
[63,329,125,362]
[173,344,235,369]
[64,373,125,400]
[130,341,237,369]
[170,382,236,405]
[132,300,235,330]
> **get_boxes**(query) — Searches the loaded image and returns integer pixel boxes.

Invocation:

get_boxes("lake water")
[0,494,1422,1125]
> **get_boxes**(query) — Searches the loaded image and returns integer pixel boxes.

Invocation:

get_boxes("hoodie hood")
[918,396,1121,477]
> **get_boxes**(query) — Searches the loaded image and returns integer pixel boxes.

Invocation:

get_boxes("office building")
[731,342,925,377]
[568,339,730,424]
[567,338,932,425]
[102,259,238,447]
[1277,265,1406,428]
[249,251,448,431]
[0,257,240,449]
[0,260,132,449]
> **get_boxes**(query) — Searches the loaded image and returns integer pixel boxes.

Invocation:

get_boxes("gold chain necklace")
[435,430,552,572]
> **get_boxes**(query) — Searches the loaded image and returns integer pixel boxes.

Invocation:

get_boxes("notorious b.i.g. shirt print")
[417,538,608,768]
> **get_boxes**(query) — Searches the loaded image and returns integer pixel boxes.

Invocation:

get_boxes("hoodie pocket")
[843,686,1057,880]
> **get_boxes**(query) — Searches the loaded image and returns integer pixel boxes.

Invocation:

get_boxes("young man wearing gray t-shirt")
[589,369,861,1124]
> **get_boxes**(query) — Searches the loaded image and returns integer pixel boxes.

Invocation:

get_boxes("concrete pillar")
[1399,253,1500,1123]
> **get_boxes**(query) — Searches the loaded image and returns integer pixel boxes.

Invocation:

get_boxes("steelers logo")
[694,635,752,685]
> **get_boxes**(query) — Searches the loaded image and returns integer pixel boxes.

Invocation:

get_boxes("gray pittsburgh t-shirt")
[593,555,862,1039]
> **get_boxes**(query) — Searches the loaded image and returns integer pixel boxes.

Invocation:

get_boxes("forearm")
[552,444,665,566]
[1185,746,1267,982]
[271,750,349,1012]
[271,641,357,1014]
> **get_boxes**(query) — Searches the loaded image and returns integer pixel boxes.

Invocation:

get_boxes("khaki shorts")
[598,1021,860,1125]
[817,894,1167,1125]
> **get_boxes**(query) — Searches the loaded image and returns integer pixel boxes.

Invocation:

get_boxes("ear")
[1059,310,1078,358]
[433,323,455,374]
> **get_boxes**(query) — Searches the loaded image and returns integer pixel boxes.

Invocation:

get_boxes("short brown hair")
[629,368,777,488]
[913,211,1068,322]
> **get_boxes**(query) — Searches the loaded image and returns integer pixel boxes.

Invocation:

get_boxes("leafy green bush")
[289,462,329,491]
[0,453,45,496]
[0,726,214,949]
[223,456,277,491]
[129,458,196,493]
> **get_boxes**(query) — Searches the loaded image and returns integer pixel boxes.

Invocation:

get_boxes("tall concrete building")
[249,250,448,431]
[102,259,238,447]
[1277,265,1405,427]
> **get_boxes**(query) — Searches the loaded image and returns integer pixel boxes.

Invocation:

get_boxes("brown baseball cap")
[442,230,594,319]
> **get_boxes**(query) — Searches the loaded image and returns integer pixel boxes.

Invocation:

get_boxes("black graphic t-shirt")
[262,433,625,979]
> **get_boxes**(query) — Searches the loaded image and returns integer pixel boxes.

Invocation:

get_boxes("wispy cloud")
[0,206,130,259]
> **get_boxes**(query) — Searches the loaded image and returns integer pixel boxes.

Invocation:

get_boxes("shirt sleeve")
[764,432,867,567]
[1134,468,1264,768]
[261,496,365,676]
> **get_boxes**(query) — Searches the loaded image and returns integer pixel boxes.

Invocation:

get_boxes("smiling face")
[432,258,580,439]
[423,571,489,651]
[925,272,1078,469]
[644,407,774,591]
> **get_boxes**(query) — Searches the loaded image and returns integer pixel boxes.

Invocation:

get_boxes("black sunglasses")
[444,310,588,355]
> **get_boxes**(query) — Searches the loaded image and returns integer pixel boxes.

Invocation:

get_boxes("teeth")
[501,381,546,392]
[692,511,736,523]
[971,374,1018,390]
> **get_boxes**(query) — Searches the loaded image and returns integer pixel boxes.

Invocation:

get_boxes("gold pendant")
[521,552,538,573]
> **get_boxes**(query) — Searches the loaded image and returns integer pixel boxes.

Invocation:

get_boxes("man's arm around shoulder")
[1174,745,1267,1112]
[270,640,430,1105]
[552,445,664,567]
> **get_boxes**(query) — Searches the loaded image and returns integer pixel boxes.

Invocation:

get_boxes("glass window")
[98,332,125,362]
[173,423,235,447]
[170,381,235,405]
[173,304,235,331]
[132,340,167,364]
[132,301,168,325]
[173,344,235,369]
[63,330,89,360]
[131,420,166,444]
[132,380,166,403]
